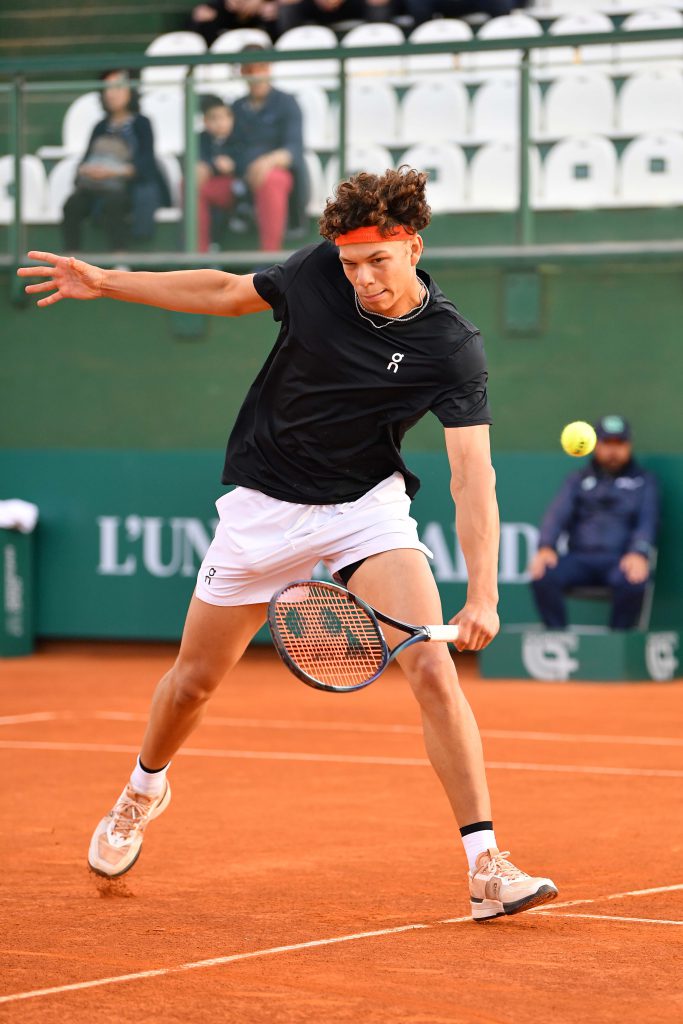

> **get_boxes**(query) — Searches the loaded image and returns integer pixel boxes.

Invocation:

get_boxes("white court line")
[534,913,683,926]
[0,739,682,779]
[91,712,683,749]
[3,880,683,1006]
[0,712,61,727]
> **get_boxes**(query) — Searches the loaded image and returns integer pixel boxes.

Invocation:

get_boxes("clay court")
[1,642,682,1023]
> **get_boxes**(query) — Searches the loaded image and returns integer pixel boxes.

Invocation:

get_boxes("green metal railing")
[1,24,683,275]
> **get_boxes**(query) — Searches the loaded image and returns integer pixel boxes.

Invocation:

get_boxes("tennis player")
[19,168,557,921]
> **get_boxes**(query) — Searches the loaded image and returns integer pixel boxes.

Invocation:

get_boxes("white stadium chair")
[0,155,49,224]
[273,25,340,90]
[405,19,473,81]
[543,12,615,73]
[196,28,273,88]
[140,88,185,155]
[142,31,207,86]
[400,142,467,212]
[540,134,617,208]
[619,132,683,205]
[342,23,406,83]
[38,91,104,161]
[303,151,328,216]
[616,8,683,73]
[45,156,79,224]
[325,145,395,194]
[278,85,333,149]
[542,69,616,137]
[399,78,469,144]
[617,69,683,133]
[466,13,543,76]
[471,74,542,143]
[346,80,400,146]
[467,141,542,211]
[155,153,183,223]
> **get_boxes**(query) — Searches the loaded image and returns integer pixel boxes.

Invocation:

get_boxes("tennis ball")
[560,421,597,457]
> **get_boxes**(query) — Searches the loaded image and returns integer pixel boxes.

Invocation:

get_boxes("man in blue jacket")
[529,416,659,630]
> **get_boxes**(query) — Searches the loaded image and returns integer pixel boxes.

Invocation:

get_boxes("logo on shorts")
[204,567,217,586]
[386,352,404,374]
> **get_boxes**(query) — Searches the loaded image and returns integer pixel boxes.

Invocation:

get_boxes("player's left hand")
[449,601,499,652]
[619,552,650,585]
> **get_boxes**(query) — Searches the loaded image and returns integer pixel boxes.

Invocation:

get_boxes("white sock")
[461,827,497,874]
[129,756,170,797]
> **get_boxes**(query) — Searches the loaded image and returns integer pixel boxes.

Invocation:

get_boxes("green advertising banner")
[0,451,681,642]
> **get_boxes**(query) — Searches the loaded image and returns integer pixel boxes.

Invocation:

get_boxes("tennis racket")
[268,579,460,693]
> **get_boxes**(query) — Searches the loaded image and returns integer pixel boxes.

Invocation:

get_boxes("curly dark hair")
[319,166,431,241]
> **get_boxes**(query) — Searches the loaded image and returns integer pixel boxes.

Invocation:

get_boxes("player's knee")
[405,649,457,709]
[170,659,221,707]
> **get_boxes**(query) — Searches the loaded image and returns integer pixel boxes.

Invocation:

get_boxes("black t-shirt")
[222,241,491,503]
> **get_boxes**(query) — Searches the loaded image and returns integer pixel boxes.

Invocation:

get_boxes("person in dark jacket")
[230,45,307,250]
[62,71,164,252]
[529,416,659,630]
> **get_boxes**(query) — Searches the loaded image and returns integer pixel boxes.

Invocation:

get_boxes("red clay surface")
[1,642,682,1024]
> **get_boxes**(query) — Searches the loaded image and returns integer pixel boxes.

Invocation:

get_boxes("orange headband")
[334,225,416,246]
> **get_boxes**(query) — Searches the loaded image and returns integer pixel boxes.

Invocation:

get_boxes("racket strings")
[272,583,386,689]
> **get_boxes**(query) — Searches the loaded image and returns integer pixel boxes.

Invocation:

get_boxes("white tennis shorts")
[195,472,433,606]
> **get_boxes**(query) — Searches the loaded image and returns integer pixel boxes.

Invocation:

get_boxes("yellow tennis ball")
[561,421,597,457]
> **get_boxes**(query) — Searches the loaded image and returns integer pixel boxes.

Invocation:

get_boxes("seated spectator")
[196,96,240,252]
[405,0,523,28]
[277,0,394,36]
[529,416,659,631]
[187,0,277,46]
[62,71,166,252]
[228,45,307,250]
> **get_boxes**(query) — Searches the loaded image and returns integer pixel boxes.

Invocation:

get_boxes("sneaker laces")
[107,789,155,845]
[486,851,528,881]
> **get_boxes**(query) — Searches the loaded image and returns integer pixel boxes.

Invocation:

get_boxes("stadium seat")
[346,80,400,146]
[540,134,617,208]
[400,143,467,212]
[325,145,394,194]
[38,91,103,161]
[617,69,683,133]
[303,150,328,216]
[155,153,183,223]
[542,69,616,137]
[616,8,683,73]
[542,12,615,73]
[140,88,185,155]
[405,19,473,81]
[471,74,542,142]
[399,78,469,144]
[619,132,683,205]
[273,25,340,90]
[466,13,543,76]
[196,27,274,87]
[142,31,207,86]
[467,141,542,211]
[341,23,406,83]
[45,156,80,224]
[278,85,333,149]
[0,154,48,224]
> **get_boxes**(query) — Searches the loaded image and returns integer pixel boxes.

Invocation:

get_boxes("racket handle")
[425,624,460,642]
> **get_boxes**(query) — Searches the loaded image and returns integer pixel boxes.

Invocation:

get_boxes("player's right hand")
[528,546,558,580]
[17,251,105,307]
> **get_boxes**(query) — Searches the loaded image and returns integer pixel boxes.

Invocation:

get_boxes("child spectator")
[62,70,166,252]
[196,95,241,252]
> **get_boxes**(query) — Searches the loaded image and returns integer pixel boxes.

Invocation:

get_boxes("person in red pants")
[197,96,239,253]
[231,45,306,251]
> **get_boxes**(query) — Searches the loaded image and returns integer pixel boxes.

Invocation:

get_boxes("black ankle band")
[459,820,494,837]
[139,758,169,774]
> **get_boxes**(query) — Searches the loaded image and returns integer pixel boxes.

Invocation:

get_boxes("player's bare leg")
[88,597,266,877]
[350,549,557,919]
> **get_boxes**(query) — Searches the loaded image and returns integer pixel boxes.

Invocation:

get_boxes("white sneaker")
[469,847,558,922]
[88,782,171,878]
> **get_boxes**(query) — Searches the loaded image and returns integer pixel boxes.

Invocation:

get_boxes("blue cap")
[595,415,631,442]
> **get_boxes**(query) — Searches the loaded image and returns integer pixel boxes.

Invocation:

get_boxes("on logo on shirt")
[387,352,404,374]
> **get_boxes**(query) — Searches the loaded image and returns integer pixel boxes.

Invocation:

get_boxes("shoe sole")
[472,884,558,922]
[87,783,171,879]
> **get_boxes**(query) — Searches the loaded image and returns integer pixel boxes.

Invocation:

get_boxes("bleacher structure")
[0,5,682,236]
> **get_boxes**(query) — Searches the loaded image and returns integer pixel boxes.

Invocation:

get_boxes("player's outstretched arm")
[17,251,271,317]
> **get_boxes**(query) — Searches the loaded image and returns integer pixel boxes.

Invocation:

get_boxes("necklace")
[354,281,428,330]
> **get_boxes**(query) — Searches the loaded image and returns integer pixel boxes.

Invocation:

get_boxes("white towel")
[0,499,39,534]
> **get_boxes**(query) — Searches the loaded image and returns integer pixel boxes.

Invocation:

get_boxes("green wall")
[3,258,682,453]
